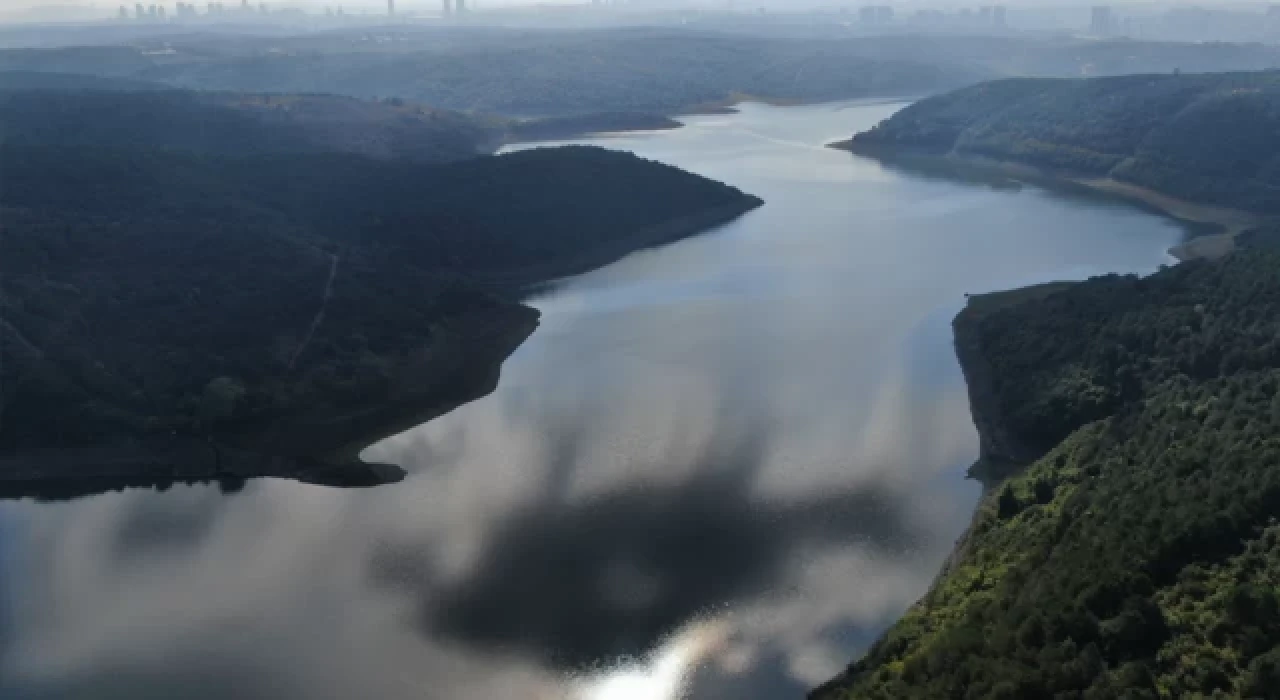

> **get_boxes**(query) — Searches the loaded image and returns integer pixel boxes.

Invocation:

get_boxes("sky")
[0,0,1268,24]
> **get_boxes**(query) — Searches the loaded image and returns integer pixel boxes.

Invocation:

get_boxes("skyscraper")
[1091,6,1113,35]
[387,0,394,15]
[442,0,451,16]
[456,0,465,13]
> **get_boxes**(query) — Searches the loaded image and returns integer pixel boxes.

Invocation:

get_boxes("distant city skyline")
[2,0,1277,24]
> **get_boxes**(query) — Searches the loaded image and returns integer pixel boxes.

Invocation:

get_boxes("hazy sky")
[0,0,1266,22]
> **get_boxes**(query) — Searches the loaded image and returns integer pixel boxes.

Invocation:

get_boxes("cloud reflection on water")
[0,286,979,699]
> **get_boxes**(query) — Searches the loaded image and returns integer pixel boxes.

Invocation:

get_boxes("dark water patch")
[110,489,225,560]
[415,462,917,669]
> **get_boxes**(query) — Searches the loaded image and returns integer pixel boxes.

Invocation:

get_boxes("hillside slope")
[814,251,1280,699]
[7,31,1280,117]
[0,112,761,499]
[0,34,984,116]
[844,71,1280,214]
[0,87,502,163]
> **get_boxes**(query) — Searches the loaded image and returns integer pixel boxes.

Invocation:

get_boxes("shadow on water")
[373,421,922,671]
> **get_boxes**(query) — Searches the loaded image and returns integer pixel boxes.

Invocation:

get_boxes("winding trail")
[289,252,340,372]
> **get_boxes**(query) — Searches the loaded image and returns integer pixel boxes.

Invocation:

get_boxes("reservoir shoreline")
[3,100,1196,700]
[815,129,1266,697]
[0,198,760,501]
[829,140,1269,261]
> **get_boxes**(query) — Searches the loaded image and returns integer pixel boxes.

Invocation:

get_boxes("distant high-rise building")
[1091,6,1113,35]
[157,5,166,18]
[456,0,466,13]
[859,5,892,25]
[135,2,145,17]
[387,0,394,15]
[118,4,128,18]
[994,5,1007,27]
[442,0,451,16]
[259,2,266,13]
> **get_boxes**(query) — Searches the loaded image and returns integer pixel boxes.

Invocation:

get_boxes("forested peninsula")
[0,77,689,156]
[0,88,762,500]
[834,71,1280,258]
[816,73,1280,699]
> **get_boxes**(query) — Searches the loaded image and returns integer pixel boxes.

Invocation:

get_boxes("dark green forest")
[5,30,1280,117]
[847,71,1280,213]
[814,251,1280,699]
[0,90,760,495]
[0,87,500,163]
[0,32,985,116]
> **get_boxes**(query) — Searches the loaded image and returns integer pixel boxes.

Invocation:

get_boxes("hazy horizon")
[2,0,1275,25]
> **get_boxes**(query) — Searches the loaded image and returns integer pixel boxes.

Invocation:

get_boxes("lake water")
[0,101,1185,700]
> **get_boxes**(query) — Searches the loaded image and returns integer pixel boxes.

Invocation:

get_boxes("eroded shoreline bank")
[829,141,1270,262]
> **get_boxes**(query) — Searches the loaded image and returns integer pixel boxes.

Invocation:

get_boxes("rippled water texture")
[0,101,1186,700]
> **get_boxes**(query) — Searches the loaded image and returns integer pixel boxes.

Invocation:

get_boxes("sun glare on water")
[573,622,729,700]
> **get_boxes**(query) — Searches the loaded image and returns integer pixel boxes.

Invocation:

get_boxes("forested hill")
[6,31,1280,117]
[814,250,1280,699]
[0,137,761,499]
[0,33,982,116]
[0,87,502,163]
[845,71,1280,213]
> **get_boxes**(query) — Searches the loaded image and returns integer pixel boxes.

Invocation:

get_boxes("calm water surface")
[0,101,1184,699]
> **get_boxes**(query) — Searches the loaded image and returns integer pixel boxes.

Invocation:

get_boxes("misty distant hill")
[0,86,502,163]
[0,31,985,116]
[3,29,1280,116]
[0,70,169,91]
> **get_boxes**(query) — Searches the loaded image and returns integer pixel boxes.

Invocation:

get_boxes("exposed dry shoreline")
[830,141,1270,262]
[679,93,923,117]
[1077,177,1262,260]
